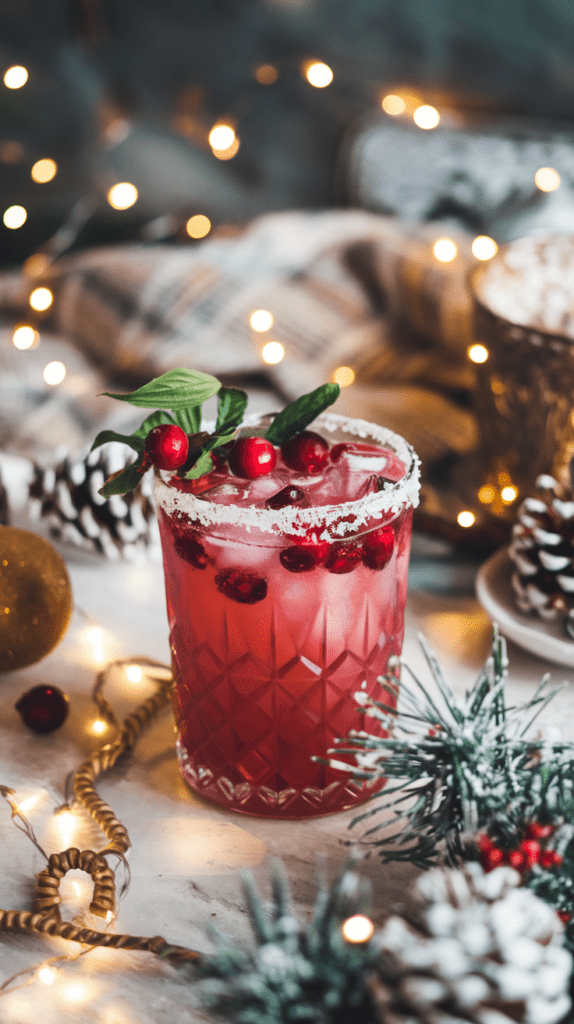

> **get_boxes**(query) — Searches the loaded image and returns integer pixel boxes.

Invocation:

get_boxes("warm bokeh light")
[534,167,561,192]
[4,65,28,89]
[92,646,106,665]
[13,325,38,350]
[433,238,457,263]
[478,484,497,504]
[471,235,498,261]
[60,981,96,1004]
[457,510,476,528]
[53,808,76,847]
[31,158,57,183]
[3,205,27,229]
[90,719,108,736]
[212,137,240,160]
[304,61,333,88]
[30,287,53,311]
[15,792,44,814]
[255,63,278,85]
[209,124,236,151]
[23,252,50,277]
[341,914,374,943]
[186,214,211,239]
[250,309,274,332]
[261,341,285,365]
[381,93,406,116]
[38,966,57,985]
[87,626,103,645]
[126,664,143,683]
[332,365,356,387]
[468,343,489,363]
[107,182,138,210]
[413,104,440,129]
[43,361,66,385]
[501,485,518,504]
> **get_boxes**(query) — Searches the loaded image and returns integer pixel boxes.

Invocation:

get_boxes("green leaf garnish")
[102,368,221,410]
[132,410,177,440]
[172,405,201,434]
[184,450,215,480]
[265,383,340,446]
[99,458,147,497]
[214,387,248,436]
[91,430,145,454]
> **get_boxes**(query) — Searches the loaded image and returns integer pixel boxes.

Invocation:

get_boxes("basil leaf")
[184,450,215,480]
[91,430,145,454]
[265,383,340,446]
[99,459,147,497]
[132,410,176,440]
[172,405,201,434]
[215,387,248,435]
[102,368,221,410]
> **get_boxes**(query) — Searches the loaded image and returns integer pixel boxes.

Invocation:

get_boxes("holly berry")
[16,685,69,733]
[145,424,189,470]
[362,525,394,571]
[558,911,571,924]
[509,849,526,872]
[482,845,505,871]
[215,568,268,604]
[280,431,330,474]
[325,540,363,574]
[519,838,541,867]
[539,849,562,869]
[526,821,554,840]
[228,437,276,479]
[265,486,306,510]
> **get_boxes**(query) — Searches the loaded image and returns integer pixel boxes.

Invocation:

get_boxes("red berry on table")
[281,431,330,474]
[325,540,363,574]
[526,821,554,840]
[265,486,307,510]
[145,424,189,470]
[15,685,69,733]
[215,568,268,604]
[228,437,276,479]
[362,525,394,571]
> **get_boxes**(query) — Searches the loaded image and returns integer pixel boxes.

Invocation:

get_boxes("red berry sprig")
[478,821,562,875]
[228,437,277,479]
[145,424,189,470]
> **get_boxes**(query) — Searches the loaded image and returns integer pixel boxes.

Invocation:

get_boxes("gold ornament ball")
[0,526,72,672]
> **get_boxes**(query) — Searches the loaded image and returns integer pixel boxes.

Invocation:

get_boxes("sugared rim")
[153,411,421,539]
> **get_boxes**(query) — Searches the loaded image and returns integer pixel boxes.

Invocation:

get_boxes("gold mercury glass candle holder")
[469,234,574,520]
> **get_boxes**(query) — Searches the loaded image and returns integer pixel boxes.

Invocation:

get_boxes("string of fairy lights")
[2,55,560,530]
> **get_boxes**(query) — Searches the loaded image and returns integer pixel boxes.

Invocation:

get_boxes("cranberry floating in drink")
[92,371,420,818]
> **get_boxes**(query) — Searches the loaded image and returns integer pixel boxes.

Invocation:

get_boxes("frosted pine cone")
[509,473,574,630]
[371,863,571,1024]
[28,444,159,561]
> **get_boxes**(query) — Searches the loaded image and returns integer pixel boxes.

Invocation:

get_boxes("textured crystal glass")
[154,412,420,818]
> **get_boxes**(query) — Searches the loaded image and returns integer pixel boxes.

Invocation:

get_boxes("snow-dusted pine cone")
[28,444,159,561]
[509,473,574,630]
[371,863,571,1024]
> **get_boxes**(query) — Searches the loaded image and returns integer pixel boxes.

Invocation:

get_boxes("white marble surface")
[0,540,573,1023]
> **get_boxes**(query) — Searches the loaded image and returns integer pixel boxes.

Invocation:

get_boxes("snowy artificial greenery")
[328,628,574,871]
[179,860,380,1024]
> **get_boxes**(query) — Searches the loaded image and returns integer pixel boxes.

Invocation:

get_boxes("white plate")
[475,547,574,667]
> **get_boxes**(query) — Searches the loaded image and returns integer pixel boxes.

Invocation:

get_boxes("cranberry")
[362,525,395,571]
[173,530,209,569]
[266,486,307,510]
[145,424,189,470]
[330,442,386,462]
[16,685,69,733]
[280,547,318,573]
[215,568,268,604]
[228,437,276,479]
[280,431,329,474]
[325,540,363,574]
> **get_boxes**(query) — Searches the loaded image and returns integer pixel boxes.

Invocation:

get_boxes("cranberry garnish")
[362,525,394,571]
[266,486,306,510]
[325,540,363,574]
[280,546,318,573]
[228,437,277,479]
[215,568,268,604]
[173,530,209,569]
[145,424,189,470]
[281,431,329,474]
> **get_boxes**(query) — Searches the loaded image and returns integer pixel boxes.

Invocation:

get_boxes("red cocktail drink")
[155,412,420,817]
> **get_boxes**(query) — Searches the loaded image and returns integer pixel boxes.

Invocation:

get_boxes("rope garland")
[0,657,201,966]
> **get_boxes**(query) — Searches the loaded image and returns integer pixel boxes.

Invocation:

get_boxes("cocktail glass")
[154,411,420,818]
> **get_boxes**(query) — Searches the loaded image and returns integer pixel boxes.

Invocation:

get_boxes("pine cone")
[28,444,159,561]
[371,863,571,1024]
[509,473,574,630]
